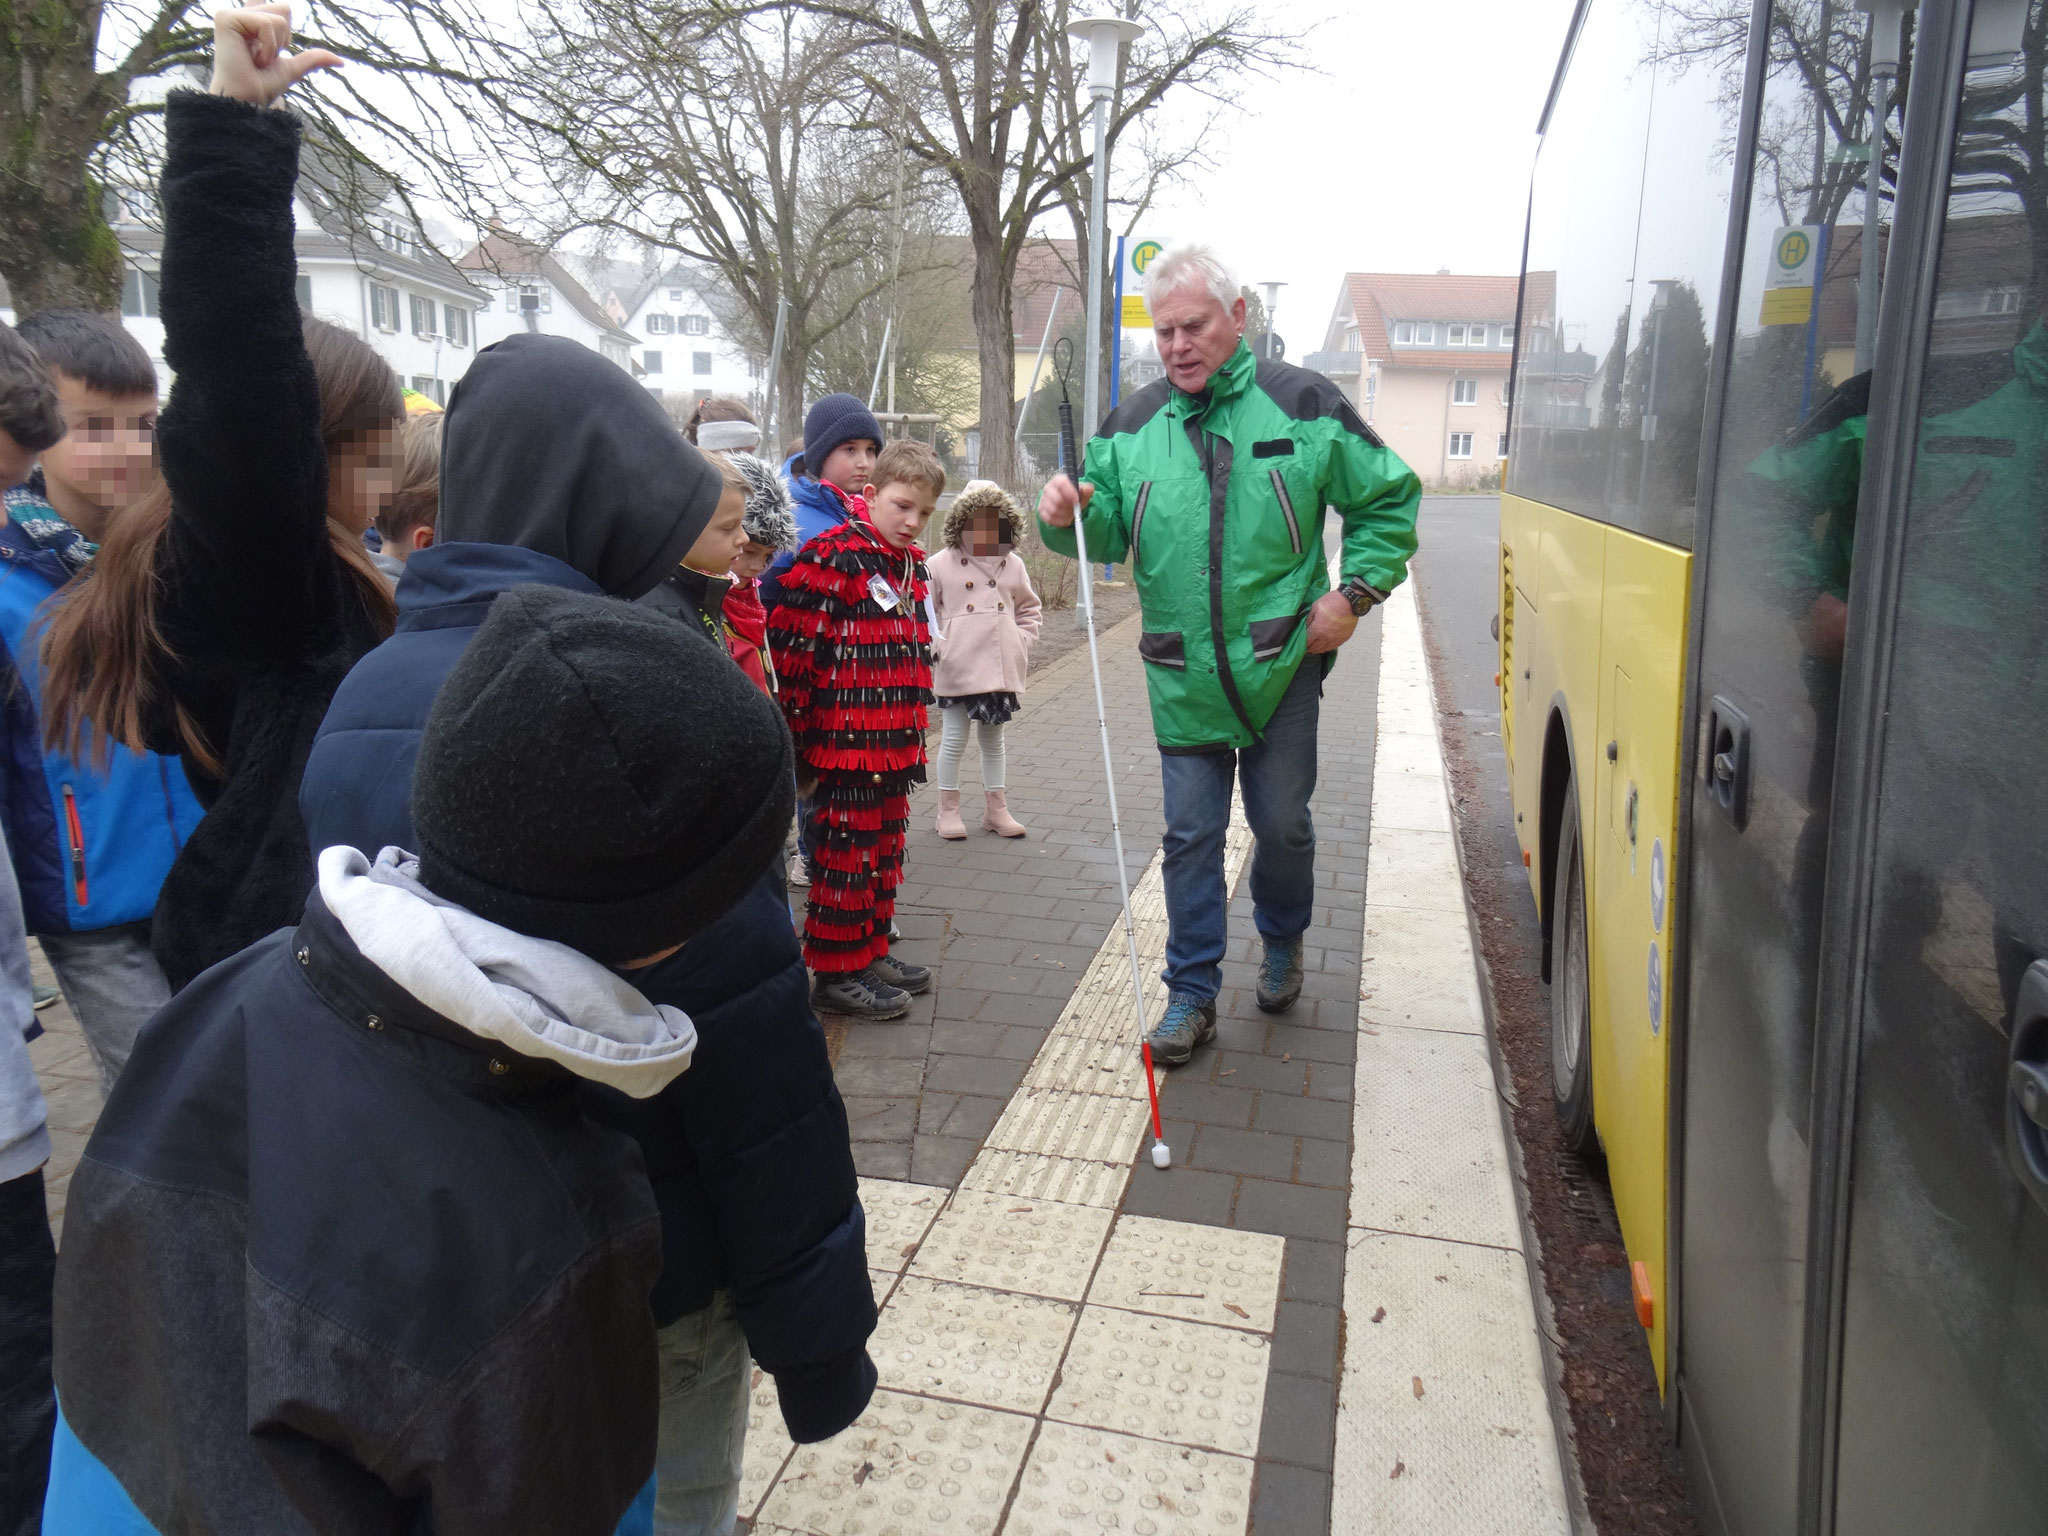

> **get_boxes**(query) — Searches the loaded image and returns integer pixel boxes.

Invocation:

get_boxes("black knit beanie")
[802,393,884,482]
[413,585,795,962]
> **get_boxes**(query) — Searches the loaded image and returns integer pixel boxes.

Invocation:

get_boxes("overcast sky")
[1137,0,1581,353]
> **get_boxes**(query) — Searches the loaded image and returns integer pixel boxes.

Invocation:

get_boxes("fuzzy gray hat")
[728,451,798,551]
[941,478,1026,550]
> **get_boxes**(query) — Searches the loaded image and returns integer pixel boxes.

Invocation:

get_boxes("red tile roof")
[1338,271,1521,370]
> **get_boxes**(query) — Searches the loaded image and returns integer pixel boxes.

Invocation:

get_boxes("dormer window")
[507,282,551,314]
[1394,322,1415,344]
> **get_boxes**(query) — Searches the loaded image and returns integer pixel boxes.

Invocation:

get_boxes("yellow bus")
[1503,0,2048,1530]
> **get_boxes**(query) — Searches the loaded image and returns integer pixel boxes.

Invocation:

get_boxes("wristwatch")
[1340,577,1387,617]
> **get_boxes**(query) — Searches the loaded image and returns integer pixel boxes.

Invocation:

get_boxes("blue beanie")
[803,393,884,482]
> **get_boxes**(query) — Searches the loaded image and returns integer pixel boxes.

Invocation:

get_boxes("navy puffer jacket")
[298,540,876,1441]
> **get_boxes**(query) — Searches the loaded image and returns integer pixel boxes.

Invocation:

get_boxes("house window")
[295,275,313,312]
[369,282,399,331]
[681,315,710,336]
[1393,321,1415,345]
[1448,432,1474,459]
[409,293,435,337]
[409,375,445,405]
[1414,323,1434,345]
[443,305,469,348]
[647,313,674,335]
[1452,379,1478,405]
[692,351,713,375]
[1363,372,1378,406]
[507,282,550,315]
[668,288,684,302]
[1498,431,1510,455]
[121,268,161,318]
[1448,324,1467,346]
[644,350,663,374]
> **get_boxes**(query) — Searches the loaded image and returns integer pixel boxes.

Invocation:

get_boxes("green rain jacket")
[1039,342,1421,752]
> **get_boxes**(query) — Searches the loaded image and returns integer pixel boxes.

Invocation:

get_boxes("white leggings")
[936,705,1006,791]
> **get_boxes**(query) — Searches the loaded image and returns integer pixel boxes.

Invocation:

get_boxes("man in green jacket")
[1039,244,1421,1064]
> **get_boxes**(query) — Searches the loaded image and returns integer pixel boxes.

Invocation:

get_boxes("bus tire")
[1550,784,1597,1157]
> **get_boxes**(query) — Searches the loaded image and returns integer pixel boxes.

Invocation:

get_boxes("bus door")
[1817,3,2048,1527]
[1674,3,1908,1531]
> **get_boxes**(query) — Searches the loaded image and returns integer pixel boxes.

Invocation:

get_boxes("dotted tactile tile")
[1365,826,1468,915]
[871,1268,903,1308]
[739,1365,797,1522]
[908,1189,1114,1301]
[1006,1420,1255,1536]
[757,1389,1034,1536]
[1333,1230,1571,1535]
[1086,1215,1285,1334]
[868,1277,1076,1413]
[1348,1026,1521,1250]
[958,1149,1130,1209]
[1046,1307,1271,1457]
[983,1087,1154,1165]
[1359,907,1484,1035]
[859,1177,947,1274]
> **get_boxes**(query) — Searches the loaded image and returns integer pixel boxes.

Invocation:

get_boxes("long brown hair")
[39,317,401,774]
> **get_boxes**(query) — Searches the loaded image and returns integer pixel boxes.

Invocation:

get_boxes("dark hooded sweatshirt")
[297,347,880,1445]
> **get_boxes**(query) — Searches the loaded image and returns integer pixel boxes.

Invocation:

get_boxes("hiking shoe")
[811,970,910,1020]
[31,985,58,1012]
[1146,995,1217,1066]
[868,952,931,995]
[1256,936,1305,1014]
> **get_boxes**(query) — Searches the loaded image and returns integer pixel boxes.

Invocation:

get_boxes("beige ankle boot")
[982,789,1027,837]
[935,789,967,839]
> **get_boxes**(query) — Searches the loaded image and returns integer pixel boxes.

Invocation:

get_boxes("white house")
[458,231,638,373]
[60,169,486,404]
[606,264,762,410]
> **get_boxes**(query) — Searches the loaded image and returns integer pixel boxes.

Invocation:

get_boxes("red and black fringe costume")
[767,511,931,974]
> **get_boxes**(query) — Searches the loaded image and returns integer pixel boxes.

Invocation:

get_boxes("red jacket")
[723,578,774,696]
[766,514,931,784]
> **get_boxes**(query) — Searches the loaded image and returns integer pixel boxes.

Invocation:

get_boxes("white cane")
[1053,338,1171,1169]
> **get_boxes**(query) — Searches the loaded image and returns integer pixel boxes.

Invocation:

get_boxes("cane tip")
[1151,1141,1172,1169]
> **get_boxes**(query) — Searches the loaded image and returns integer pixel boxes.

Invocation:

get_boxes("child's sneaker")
[812,970,911,1020]
[868,952,931,995]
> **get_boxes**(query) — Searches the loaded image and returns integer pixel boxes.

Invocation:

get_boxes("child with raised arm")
[768,438,941,1021]
[927,480,1041,838]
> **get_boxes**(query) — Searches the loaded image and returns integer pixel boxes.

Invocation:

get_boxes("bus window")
[1510,0,1735,549]
[1832,6,2048,1523]
[1678,1,1900,1530]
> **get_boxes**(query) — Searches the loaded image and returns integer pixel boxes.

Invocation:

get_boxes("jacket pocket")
[1138,630,1187,669]
[1128,481,1154,566]
[1249,607,1309,663]
[60,784,89,908]
[1269,470,1302,555]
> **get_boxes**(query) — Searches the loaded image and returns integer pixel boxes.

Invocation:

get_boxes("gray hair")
[1143,242,1241,312]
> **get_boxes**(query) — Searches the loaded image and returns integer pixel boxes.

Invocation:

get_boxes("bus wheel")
[1550,786,1597,1156]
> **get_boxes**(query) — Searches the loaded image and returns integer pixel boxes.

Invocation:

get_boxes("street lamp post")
[1067,13,1144,439]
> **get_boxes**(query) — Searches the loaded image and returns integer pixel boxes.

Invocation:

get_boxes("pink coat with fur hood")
[928,547,1042,696]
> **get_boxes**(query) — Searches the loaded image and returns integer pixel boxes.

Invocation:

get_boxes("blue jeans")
[651,1291,751,1536]
[1158,662,1322,1002]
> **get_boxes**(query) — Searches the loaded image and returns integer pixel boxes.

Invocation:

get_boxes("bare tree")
[0,0,525,313]
[798,0,1294,485]
[510,1,939,437]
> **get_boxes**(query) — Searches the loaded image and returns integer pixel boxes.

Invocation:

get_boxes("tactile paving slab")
[1365,825,1469,914]
[859,1177,947,1274]
[1366,768,1454,834]
[1358,908,1484,1034]
[757,1388,1034,1536]
[1349,1026,1522,1250]
[1006,1420,1255,1536]
[1373,728,1445,779]
[908,1189,1114,1301]
[869,1277,1077,1413]
[1046,1307,1271,1457]
[957,1149,1130,1209]
[1087,1215,1286,1333]
[1333,1230,1570,1535]
[983,1086,1154,1165]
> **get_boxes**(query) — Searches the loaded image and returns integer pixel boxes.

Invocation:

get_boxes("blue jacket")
[758,459,856,611]
[298,539,877,1440]
[0,488,205,936]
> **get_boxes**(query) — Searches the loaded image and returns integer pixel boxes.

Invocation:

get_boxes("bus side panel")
[1589,526,1691,1392]
[1500,493,1544,910]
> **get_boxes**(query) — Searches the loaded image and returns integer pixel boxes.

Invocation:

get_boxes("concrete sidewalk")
[30,577,1576,1535]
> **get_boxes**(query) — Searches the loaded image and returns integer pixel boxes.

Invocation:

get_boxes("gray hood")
[318,845,697,1099]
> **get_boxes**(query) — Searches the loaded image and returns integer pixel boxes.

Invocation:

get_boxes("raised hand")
[209,3,342,107]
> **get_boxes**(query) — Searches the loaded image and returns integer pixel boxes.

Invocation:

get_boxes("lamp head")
[1067,14,1145,95]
